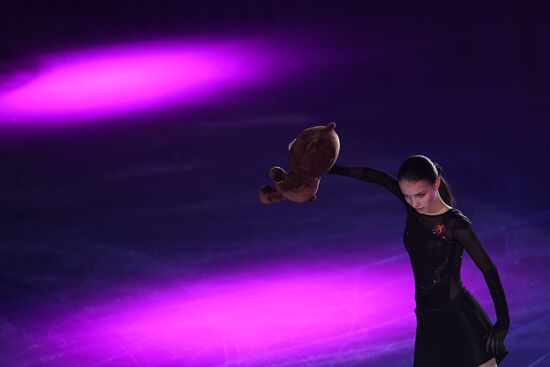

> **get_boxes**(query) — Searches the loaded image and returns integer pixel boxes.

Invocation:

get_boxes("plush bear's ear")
[288,138,296,151]
[326,122,336,130]
[305,139,318,152]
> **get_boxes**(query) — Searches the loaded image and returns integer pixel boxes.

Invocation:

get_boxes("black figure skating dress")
[329,165,509,367]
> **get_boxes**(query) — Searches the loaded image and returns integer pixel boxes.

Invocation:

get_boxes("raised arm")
[452,218,510,356]
[328,163,407,204]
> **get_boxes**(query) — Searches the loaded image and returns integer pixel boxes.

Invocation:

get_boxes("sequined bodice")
[403,207,466,307]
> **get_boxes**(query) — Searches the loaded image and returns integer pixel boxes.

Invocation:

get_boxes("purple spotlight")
[0,39,274,125]
[9,257,418,366]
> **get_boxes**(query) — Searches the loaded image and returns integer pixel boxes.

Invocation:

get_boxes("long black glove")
[453,220,510,356]
[483,269,510,356]
[327,163,406,203]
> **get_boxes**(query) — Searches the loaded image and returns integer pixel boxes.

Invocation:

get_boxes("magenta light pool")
[0,39,271,124]
[15,257,417,366]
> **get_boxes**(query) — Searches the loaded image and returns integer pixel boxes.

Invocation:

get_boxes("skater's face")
[399,178,441,214]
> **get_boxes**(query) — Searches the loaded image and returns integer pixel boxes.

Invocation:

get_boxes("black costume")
[329,165,509,367]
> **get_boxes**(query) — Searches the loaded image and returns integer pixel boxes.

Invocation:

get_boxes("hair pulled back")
[397,155,456,207]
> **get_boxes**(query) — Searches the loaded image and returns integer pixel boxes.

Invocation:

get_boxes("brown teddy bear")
[259,122,340,204]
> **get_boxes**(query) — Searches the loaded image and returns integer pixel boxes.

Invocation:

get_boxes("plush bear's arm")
[259,185,285,204]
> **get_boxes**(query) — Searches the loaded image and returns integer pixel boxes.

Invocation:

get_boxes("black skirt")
[414,287,508,367]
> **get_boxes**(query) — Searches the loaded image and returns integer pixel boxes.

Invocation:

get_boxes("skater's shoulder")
[448,207,472,229]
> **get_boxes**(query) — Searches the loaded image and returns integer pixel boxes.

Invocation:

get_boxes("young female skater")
[328,155,509,367]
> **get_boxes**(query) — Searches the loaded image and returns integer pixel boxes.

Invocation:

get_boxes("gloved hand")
[485,320,508,356]
[327,163,342,175]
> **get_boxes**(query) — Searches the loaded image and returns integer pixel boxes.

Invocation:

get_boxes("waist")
[414,285,467,317]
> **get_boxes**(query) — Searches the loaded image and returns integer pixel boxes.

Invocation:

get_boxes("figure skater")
[328,155,509,367]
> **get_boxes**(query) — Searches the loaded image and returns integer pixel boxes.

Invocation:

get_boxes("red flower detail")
[434,223,446,234]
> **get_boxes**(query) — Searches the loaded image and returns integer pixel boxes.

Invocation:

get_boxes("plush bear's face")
[288,122,340,179]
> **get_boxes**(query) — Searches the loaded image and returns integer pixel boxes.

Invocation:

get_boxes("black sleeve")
[452,216,510,329]
[328,164,407,205]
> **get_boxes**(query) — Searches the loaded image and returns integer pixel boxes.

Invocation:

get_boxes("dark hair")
[397,155,456,206]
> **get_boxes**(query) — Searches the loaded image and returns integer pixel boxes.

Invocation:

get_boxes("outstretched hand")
[326,163,341,175]
[485,321,508,356]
